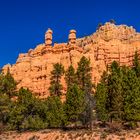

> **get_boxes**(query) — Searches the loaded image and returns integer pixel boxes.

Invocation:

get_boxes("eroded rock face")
[3,22,140,98]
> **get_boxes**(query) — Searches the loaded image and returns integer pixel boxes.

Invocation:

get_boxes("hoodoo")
[68,29,76,45]
[45,28,53,46]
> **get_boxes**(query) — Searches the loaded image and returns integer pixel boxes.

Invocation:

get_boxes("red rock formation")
[3,22,140,98]
[45,28,53,46]
[68,29,76,45]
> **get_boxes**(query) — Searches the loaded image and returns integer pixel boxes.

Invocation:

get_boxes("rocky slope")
[3,22,140,98]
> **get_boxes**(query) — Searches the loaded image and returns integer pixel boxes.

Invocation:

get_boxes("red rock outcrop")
[3,22,140,98]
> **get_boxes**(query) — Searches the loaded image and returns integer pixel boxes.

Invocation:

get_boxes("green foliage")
[133,51,140,77]
[65,65,76,88]
[20,115,46,130]
[8,88,47,130]
[123,69,140,121]
[80,93,95,129]
[107,61,124,121]
[0,71,16,126]
[95,83,109,122]
[45,96,66,128]
[0,71,16,97]
[76,56,94,129]
[77,56,93,93]
[96,60,140,125]
[126,121,138,129]
[49,63,64,97]
[0,94,11,124]
[64,84,85,124]
[1,53,140,131]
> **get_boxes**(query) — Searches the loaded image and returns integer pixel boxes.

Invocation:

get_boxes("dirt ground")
[0,128,140,140]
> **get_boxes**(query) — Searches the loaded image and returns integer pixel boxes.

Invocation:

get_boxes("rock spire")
[68,29,76,45]
[45,28,53,46]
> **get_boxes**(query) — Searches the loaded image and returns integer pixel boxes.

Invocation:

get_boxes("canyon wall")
[3,22,140,98]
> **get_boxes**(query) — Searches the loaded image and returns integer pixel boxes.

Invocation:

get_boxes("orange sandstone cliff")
[3,22,140,98]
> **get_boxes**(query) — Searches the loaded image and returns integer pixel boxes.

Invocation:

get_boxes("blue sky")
[0,0,140,67]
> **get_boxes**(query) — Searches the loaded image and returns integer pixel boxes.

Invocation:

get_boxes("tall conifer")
[49,63,64,97]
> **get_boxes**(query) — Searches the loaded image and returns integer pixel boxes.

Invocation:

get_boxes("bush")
[125,121,138,130]
[20,115,46,130]
[7,88,48,131]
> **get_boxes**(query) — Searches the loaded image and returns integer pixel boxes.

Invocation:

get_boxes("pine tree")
[64,84,85,126]
[8,88,47,130]
[133,51,140,77]
[0,94,11,125]
[65,65,76,89]
[0,71,16,127]
[0,71,16,98]
[76,56,94,129]
[95,82,109,122]
[45,96,66,128]
[49,63,64,97]
[80,93,95,129]
[123,69,140,122]
[96,60,140,127]
[107,61,124,122]
[76,56,93,93]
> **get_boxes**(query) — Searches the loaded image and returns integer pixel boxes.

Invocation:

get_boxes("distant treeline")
[0,52,140,131]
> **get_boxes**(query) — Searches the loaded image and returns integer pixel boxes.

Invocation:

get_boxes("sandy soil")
[0,129,140,140]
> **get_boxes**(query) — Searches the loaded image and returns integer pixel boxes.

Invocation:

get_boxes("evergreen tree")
[64,84,85,126]
[0,94,11,125]
[95,82,109,122]
[45,96,66,128]
[0,71,16,98]
[76,56,94,129]
[95,71,109,123]
[65,65,76,88]
[133,51,140,77]
[123,69,140,122]
[49,63,64,97]
[80,93,95,129]
[96,60,140,127]
[8,88,47,130]
[76,56,93,93]
[0,71,16,128]
[96,61,124,123]
[107,61,124,122]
